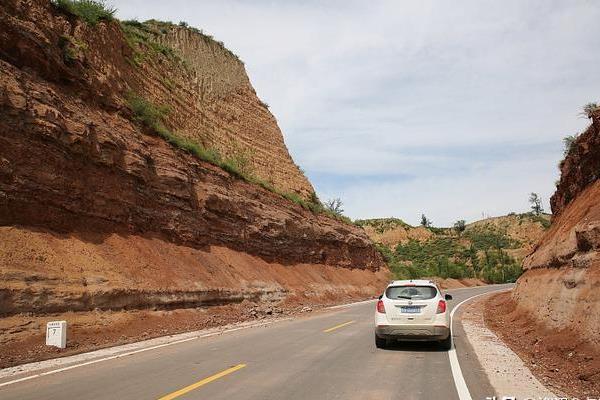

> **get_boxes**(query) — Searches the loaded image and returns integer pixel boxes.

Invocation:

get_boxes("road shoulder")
[457,291,556,399]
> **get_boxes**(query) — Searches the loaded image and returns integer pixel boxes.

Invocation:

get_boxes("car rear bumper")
[375,325,450,341]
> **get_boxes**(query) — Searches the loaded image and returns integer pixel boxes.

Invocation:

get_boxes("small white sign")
[46,321,67,349]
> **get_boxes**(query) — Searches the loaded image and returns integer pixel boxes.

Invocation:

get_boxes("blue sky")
[114,1,600,226]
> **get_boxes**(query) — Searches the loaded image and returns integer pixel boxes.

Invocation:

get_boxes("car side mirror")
[445,294,453,301]
[378,294,383,300]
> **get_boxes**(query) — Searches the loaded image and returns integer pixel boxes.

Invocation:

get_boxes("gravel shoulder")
[460,291,558,398]
[484,291,600,398]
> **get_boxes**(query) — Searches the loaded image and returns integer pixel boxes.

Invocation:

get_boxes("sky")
[114,0,600,226]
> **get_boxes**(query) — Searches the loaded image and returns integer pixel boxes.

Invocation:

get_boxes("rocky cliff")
[1,0,312,198]
[0,0,387,318]
[514,109,600,349]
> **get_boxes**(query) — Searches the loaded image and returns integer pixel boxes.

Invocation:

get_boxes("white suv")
[374,280,453,350]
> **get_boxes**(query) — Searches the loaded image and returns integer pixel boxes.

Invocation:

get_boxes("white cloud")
[113,0,600,225]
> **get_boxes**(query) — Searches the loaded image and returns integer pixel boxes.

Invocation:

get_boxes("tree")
[580,102,599,119]
[562,134,579,157]
[454,219,466,233]
[529,192,543,215]
[420,214,431,227]
[324,198,344,216]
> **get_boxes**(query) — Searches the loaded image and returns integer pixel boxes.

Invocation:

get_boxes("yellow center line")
[157,363,246,400]
[323,320,356,333]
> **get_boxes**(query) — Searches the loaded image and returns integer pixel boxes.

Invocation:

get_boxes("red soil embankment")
[485,291,600,397]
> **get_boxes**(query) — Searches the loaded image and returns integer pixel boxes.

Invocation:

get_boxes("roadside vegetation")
[379,225,523,283]
[119,19,184,67]
[52,0,116,25]
[365,211,551,284]
[120,18,241,65]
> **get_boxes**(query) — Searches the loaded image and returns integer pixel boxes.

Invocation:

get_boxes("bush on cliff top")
[53,0,116,25]
[580,102,599,120]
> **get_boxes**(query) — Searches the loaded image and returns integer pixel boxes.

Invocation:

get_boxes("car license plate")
[400,306,421,314]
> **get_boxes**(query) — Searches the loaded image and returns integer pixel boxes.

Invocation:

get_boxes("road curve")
[0,284,512,400]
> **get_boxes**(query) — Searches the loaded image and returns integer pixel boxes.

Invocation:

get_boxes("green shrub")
[389,226,523,283]
[463,227,519,251]
[148,41,176,58]
[53,0,116,25]
[324,198,344,216]
[127,93,169,131]
[120,20,181,66]
[453,219,466,233]
[374,244,411,280]
[125,93,348,223]
[580,102,599,119]
[58,35,83,63]
[562,134,579,157]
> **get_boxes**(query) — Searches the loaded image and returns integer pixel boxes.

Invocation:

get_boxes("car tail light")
[376,300,386,314]
[436,300,447,314]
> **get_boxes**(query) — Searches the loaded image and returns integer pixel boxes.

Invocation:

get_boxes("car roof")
[386,279,437,287]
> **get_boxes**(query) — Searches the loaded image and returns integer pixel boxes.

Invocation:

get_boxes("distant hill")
[357,213,551,283]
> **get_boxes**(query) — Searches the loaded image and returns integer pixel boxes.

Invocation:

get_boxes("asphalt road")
[0,284,512,400]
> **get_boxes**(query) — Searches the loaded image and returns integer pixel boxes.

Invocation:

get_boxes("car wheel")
[375,334,387,349]
[440,333,452,350]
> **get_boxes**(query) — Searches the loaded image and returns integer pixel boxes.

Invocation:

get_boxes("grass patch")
[143,19,242,62]
[160,77,176,91]
[127,93,222,165]
[53,0,116,25]
[119,20,182,67]
[125,93,345,222]
[58,34,89,64]
[463,227,520,251]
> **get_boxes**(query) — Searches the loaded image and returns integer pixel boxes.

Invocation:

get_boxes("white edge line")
[448,288,512,400]
[0,319,289,389]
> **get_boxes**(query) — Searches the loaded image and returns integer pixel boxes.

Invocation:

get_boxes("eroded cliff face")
[0,0,312,198]
[514,111,600,348]
[0,0,387,317]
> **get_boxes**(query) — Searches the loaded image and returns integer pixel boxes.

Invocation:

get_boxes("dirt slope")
[0,0,387,342]
[514,111,600,349]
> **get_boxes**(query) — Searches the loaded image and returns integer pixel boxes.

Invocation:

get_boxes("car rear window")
[385,285,437,300]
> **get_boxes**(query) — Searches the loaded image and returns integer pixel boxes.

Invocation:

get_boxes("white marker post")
[46,321,67,349]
